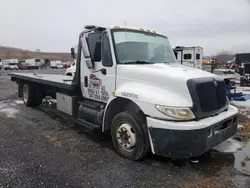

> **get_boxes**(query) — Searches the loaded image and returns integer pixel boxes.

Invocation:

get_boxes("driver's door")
[80,30,116,103]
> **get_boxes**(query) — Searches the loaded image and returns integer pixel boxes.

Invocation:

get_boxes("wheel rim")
[23,86,28,103]
[116,123,136,152]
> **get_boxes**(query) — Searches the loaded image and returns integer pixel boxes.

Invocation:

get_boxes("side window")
[184,53,192,60]
[102,32,113,67]
[174,52,178,59]
[196,54,200,60]
[88,32,102,61]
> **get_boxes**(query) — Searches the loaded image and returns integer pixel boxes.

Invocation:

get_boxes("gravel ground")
[0,69,250,188]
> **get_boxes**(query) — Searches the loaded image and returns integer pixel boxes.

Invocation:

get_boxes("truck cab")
[10,25,238,161]
[173,46,203,69]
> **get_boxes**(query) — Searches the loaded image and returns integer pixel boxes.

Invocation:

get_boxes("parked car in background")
[17,60,28,70]
[56,62,64,69]
[65,62,76,76]
[9,63,19,70]
[63,62,71,69]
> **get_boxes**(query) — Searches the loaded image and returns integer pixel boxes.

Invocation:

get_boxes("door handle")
[101,68,107,75]
[92,68,107,75]
[84,76,88,87]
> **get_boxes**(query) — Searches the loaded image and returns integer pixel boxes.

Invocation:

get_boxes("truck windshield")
[112,29,177,64]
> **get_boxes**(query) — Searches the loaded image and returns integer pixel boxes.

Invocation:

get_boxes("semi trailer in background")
[173,46,203,69]
[235,53,250,86]
[50,60,63,69]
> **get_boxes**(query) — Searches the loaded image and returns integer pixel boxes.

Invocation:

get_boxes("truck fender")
[102,95,148,132]
[102,82,191,132]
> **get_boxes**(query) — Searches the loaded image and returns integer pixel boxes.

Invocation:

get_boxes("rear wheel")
[23,84,43,107]
[111,111,150,161]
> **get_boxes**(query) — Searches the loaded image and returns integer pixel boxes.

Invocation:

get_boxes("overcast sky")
[0,0,249,55]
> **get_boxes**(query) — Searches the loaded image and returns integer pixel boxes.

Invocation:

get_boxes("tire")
[22,84,43,107]
[33,87,43,106]
[240,78,245,86]
[111,111,150,161]
[66,73,72,76]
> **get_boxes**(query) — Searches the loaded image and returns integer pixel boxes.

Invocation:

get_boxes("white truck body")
[50,61,57,68]
[173,46,203,69]
[25,58,43,69]
[50,60,63,69]
[9,25,238,161]
[56,61,63,69]
[3,59,19,70]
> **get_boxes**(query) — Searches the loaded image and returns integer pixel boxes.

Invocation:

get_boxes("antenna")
[124,20,128,63]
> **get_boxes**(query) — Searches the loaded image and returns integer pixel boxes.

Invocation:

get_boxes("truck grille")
[197,81,226,113]
[187,78,227,119]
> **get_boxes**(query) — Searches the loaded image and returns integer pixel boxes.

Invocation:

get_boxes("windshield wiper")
[125,61,154,64]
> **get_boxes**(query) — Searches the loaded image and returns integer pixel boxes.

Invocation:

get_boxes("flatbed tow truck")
[9,25,238,161]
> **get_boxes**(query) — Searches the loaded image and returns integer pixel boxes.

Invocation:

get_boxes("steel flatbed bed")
[8,72,76,91]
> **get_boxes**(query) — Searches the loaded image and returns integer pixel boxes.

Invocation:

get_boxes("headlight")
[155,105,195,120]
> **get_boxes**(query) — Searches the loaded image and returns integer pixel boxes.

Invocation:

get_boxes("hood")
[117,63,216,84]
[116,63,218,106]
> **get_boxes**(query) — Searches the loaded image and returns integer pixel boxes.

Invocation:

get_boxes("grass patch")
[181,173,233,188]
[241,120,250,133]
[45,135,62,147]
[237,120,250,142]
[181,166,234,188]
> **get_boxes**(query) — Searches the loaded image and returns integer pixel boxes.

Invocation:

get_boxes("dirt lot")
[0,69,250,188]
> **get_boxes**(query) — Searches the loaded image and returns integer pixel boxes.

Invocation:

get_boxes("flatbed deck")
[9,72,76,91]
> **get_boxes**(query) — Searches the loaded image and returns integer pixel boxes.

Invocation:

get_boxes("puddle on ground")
[15,100,23,104]
[234,140,250,175]
[0,100,20,118]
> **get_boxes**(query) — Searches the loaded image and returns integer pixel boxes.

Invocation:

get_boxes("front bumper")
[147,105,238,158]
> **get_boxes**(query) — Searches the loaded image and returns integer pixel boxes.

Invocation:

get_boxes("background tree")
[212,50,235,63]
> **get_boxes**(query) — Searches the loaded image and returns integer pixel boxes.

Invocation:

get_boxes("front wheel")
[111,111,150,161]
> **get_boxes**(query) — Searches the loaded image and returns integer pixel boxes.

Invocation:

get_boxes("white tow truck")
[9,25,238,161]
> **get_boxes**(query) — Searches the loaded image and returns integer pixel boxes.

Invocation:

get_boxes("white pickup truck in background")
[65,62,76,76]
[3,59,19,70]
[50,60,63,69]
[9,25,238,161]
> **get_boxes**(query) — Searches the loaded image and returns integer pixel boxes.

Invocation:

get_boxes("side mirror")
[86,59,93,69]
[80,37,94,69]
[70,48,76,59]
